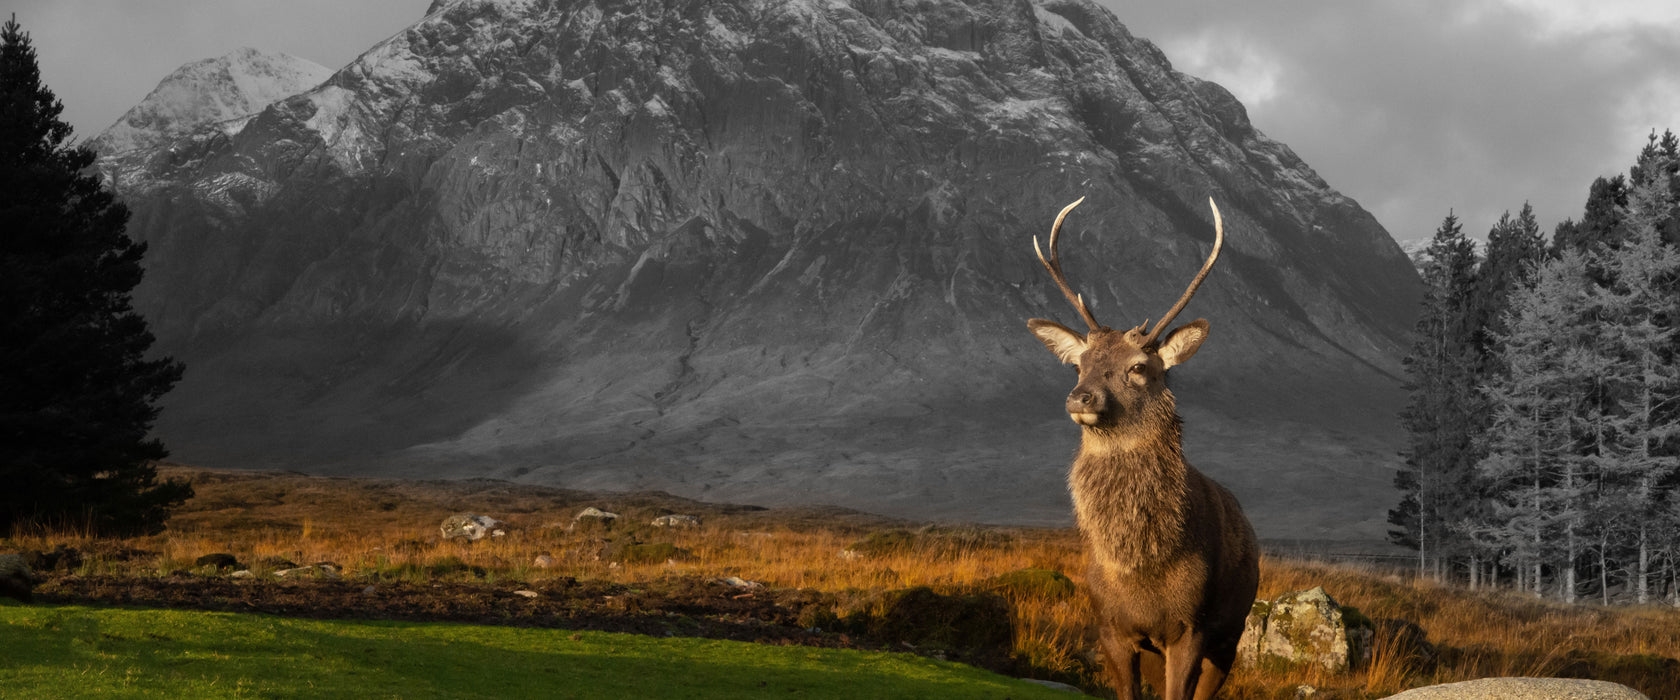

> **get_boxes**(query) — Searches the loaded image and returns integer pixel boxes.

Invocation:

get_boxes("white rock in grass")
[441,513,505,541]
[570,507,620,533]
[651,514,701,528]
[1380,678,1649,700]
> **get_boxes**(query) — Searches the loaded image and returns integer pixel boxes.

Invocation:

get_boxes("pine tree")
[1455,204,1547,588]
[1553,175,1629,254]
[1593,167,1680,604]
[1476,251,1597,600]
[1394,212,1481,577]
[0,16,190,535]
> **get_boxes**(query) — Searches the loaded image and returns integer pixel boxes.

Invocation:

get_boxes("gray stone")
[651,514,700,528]
[1239,586,1374,673]
[533,554,556,568]
[714,576,763,590]
[0,554,42,602]
[570,507,619,534]
[1380,678,1649,700]
[441,513,504,541]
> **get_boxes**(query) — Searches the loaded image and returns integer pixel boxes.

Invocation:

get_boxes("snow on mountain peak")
[92,48,332,155]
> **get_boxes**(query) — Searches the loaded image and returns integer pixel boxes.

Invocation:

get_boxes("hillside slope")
[98,0,1421,537]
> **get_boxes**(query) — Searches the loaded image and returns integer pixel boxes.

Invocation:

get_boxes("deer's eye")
[1129,363,1148,376]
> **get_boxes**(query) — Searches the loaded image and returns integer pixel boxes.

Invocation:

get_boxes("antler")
[1033,197,1102,331]
[1141,197,1224,345]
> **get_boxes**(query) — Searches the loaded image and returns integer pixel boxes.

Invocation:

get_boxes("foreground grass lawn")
[0,601,1071,699]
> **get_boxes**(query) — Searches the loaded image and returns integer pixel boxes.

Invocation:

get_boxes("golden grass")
[5,465,1678,699]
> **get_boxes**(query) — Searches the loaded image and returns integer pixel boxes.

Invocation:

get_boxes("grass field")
[4,465,1679,699]
[0,602,1078,699]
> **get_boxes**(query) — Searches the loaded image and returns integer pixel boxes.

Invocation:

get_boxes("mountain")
[98,0,1422,539]
[90,47,331,156]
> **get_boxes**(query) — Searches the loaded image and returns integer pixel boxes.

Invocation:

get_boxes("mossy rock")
[981,568,1076,600]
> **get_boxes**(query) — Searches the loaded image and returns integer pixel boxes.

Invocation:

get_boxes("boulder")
[1380,678,1649,700]
[651,514,700,528]
[570,507,620,534]
[1239,586,1374,673]
[714,576,763,590]
[440,514,505,541]
[533,553,556,568]
[0,554,42,601]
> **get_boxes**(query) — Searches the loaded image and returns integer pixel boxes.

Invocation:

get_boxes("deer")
[1026,197,1259,700]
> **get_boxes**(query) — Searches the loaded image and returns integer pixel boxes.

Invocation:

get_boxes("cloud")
[1102,0,1680,243]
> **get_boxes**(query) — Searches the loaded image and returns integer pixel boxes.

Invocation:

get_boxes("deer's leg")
[1192,659,1228,700]
[1161,633,1206,700]
[1193,635,1239,700]
[1098,628,1144,700]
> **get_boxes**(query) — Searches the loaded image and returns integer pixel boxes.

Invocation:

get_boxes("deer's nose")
[1066,390,1104,414]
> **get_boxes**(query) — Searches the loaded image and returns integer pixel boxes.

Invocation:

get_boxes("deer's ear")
[1028,319,1087,365]
[1159,319,1209,369]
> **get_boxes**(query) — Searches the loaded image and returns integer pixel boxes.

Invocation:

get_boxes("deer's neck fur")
[1068,392,1190,574]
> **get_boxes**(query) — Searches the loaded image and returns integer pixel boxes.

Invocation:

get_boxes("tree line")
[1393,130,1680,605]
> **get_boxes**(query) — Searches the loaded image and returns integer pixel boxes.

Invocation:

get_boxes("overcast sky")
[8,0,1680,245]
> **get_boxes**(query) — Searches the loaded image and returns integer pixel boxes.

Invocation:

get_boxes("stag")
[1026,197,1259,700]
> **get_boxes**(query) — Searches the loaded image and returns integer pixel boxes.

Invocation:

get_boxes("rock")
[533,554,556,568]
[0,554,43,601]
[570,507,620,534]
[274,562,340,578]
[230,570,255,579]
[513,590,539,598]
[257,556,299,570]
[714,576,763,590]
[1380,678,1649,700]
[440,514,504,541]
[1239,586,1374,673]
[195,553,242,571]
[651,514,700,528]
[1294,685,1319,700]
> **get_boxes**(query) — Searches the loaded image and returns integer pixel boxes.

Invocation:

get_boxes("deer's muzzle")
[1066,389,1105,426]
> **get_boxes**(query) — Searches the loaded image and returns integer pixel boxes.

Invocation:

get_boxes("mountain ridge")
[98,0,1421,538]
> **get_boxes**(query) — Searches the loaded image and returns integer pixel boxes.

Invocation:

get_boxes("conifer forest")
[1393,130,1680,605]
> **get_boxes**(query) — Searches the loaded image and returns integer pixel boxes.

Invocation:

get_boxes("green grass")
[0,601,1073,699]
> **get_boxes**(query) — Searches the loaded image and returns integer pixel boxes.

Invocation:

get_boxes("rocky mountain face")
[100,0,1421,538]
[91,48,330,156]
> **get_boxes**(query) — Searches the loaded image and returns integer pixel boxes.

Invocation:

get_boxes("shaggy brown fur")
[1029,321,1259,700]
